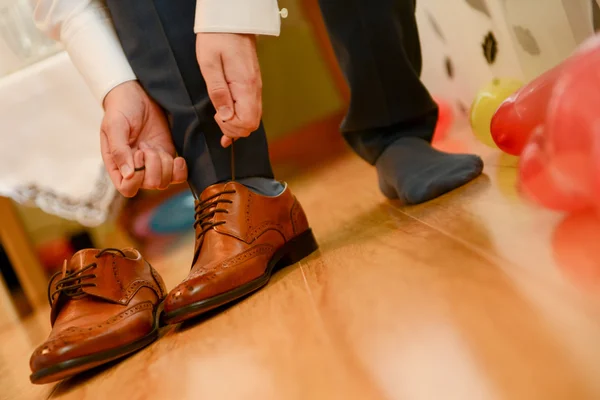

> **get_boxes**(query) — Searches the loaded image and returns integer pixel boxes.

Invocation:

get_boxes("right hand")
[196,33,263,148]
[100,81,188,197]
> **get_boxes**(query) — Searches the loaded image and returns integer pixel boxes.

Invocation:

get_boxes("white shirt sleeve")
[33,0,136,103]
[195,0,283,36]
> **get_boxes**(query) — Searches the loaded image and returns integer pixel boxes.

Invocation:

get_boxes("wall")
[416,0,600,115]
[259,0,345,140]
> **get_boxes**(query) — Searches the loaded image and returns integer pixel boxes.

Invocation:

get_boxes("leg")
[105,0,316,326]
[106,0,280,195]
[318,0,483,204]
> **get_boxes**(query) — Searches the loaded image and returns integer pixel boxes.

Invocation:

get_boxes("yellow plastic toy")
[469,78,523,148]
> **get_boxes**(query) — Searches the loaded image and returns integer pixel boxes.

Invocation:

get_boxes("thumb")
[199,56,234,121]
[101,117,135,179]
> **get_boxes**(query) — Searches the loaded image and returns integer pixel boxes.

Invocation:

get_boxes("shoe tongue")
[199,181,245,201]
[68,249,100,272]
[199,183,227,201]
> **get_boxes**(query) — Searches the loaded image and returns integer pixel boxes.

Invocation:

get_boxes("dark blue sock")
[376,137,483,204]
[238,177,285,197]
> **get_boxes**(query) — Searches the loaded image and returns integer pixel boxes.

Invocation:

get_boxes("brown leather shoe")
[30,248,166,384]
[161,181,317,324]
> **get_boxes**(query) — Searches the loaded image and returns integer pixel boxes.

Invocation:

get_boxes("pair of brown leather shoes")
[30,182,317,384]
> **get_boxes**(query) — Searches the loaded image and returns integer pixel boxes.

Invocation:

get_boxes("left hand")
[101,81,188,197]
[196,33,263,147]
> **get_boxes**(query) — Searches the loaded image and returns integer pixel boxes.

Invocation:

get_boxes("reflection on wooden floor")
[3,121,600,400]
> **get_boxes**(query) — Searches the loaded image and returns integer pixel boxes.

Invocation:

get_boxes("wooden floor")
[3,122,600,399]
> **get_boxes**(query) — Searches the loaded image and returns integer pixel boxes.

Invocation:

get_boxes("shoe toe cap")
[164,277,212,313]
[30,329,82,373]
[30,304,155,375]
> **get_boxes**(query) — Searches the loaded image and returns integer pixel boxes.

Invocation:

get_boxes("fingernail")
[121,164,133,177]
[175,158,185,170]
[218,106,233,119]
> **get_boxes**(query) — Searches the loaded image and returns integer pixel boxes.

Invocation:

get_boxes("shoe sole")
[30,304,162,385]
[161,229,318,325]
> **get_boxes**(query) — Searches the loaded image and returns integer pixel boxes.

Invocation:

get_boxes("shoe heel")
[276,229,319,269]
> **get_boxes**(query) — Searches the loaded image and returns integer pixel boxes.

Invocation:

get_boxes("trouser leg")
[317,0,438,164]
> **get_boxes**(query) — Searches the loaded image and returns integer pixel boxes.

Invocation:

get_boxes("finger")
[198,53,235,121]
[221,136,233,148]
[140,146,162,190]
[255,83,263,124]
[119,150,145,198]
[225,52,262,133]
[156,149,174,190]
[100,131,123,189]
[172,157,188,183]
[220,104,260,139]
[101,116,135,179]
[229,84,261,133]
[215,114,248,140]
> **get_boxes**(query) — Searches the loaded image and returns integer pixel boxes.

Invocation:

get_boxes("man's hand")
[101,81,188,197]
[196,33,263,147]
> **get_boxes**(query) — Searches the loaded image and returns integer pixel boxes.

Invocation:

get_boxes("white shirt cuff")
[60,5,136,103]
[194,0,282,36]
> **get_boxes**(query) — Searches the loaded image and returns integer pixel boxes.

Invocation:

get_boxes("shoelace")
[47,248,127,305]
[193,189,236,241]
[191,141,237,242]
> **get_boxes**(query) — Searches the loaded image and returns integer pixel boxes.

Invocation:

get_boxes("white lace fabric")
[0,51,117,227]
